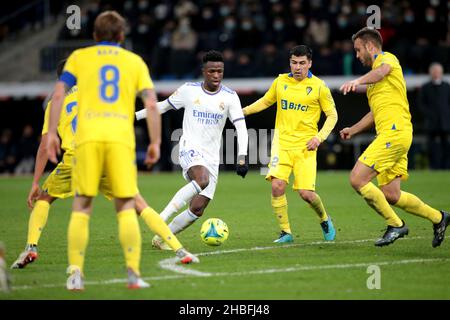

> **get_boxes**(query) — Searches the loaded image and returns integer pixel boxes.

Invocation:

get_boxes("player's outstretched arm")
[234,119,249,178]
[340,111,374,140]
[141,88,161,166]
[135,99,174,120]
[242,97,272,116]
[27,134,49,209]
[47,82,65,163]
[340,64,392,95]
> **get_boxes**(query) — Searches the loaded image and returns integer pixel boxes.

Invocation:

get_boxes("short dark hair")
[351,27,383,48]
[94,11,125,43]
[56,59,67,78]
[202,50,224,65]
[289,45,313,60]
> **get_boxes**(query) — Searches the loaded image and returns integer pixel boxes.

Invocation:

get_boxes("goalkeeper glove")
[236,155,248,178]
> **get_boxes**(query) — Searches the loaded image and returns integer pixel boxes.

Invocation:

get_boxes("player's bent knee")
[382,190,400,205]
[349,172,364,191]
[134,194,147,215]
[195,177,209,190]
[271,180,286,197]
[299,190,315,203]
[189,206,205,217]
[37,192,56,204]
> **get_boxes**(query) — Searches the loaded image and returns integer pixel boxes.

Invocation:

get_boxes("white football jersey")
[168,82,245,166]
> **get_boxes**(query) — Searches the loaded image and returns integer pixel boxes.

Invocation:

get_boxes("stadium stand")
[0,0,449,174]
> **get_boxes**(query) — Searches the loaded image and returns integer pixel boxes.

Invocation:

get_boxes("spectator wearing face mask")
[420,7,445,45]
[266,16,289,46]
[235,17,262,50]
[217,16,237,50]
[169,17,198,78]
[287,13,308,43]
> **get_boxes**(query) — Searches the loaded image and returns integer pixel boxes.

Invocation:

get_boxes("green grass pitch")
[1,170,449,299]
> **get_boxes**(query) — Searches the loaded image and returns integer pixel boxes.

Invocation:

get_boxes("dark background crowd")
[56,0,449,78]
[0,0,449,174]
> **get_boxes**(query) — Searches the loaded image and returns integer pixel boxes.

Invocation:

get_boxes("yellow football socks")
[117,209,141,275]
[67,211,90,273]
[140,207,183,251]
[272,195,291,234]
[309,194,329,223]
[394,191,441,224]
[359,182,403,227]
[27,200,50,245]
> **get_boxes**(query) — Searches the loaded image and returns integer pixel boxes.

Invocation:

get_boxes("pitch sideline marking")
[10,236,450,291]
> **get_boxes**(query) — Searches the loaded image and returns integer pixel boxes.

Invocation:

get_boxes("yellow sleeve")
[137,58,154,92]
[41,100,51,135]
[63,51,78,78]
[318,82,335,113]
[243,78,278,116]
[262,77,278,105]
[373,53,398,69]
[316,107,338,143]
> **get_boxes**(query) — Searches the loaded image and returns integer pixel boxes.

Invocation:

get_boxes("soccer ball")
[200,218,229,246]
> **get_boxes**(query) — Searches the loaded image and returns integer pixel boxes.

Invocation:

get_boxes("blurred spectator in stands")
[255,43,286,77]
[266,16,289,46]
[287,13,308,43]
[420,7,445,45]
[196,7,220,51]
[234,51,256,78]
[419,62,450,169]
[153,1,172,28]
[313,46,340,75]
[235,17,262,50]
[223,48,237,78]
[151,20,176,79]
[169,17,198,79]
[393,7,417,73]
[174,0,198,19]
[341,40,354,76]
[14,124,38,175]
[196,6,218,32]
[0,129,17,174]
[131,13,157,64]
[330,13,352,43]
[217,16,237,50]
[306,18,330,48]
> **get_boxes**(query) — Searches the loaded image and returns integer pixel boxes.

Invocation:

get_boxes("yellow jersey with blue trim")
[42,86,78,155]
[60,41,154,148]
[263,72,336,150]
[367,51,412,134]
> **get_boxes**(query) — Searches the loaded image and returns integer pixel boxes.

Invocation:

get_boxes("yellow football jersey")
[42,86,78,155]
[263,72,335,150]
[367,51,412,134]
[61,42,154,148]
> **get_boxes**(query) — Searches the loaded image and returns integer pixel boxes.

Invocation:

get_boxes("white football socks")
[168,209,199,234]
[160,181,202,221]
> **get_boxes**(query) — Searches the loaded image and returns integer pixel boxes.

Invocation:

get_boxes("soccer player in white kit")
[136,50,249,250]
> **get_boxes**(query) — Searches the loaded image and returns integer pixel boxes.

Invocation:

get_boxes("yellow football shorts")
[72,142,137,198]
[42,152,113,199]
[266,148,317,191]
[42,153,75,199]
[359,130,413,186]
